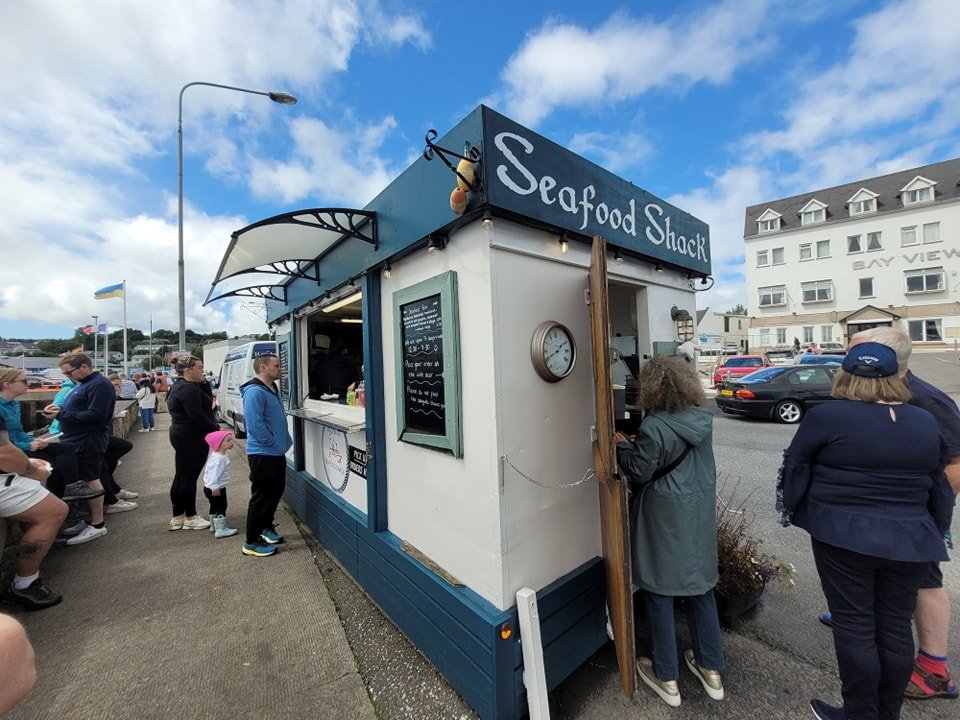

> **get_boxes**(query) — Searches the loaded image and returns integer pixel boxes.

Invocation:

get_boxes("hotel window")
[901,226,917,246]
[923,222,941,244]
[759,217,779,233]
[771,247,785,265]
[803,326,814,343]
[756,250,769,267]
[821,325,833,342]
[799,243,812,261]
[850,198,876,215]
[904,186,933,205]
[908,319,942,342]
[776,328,787,345]
[758,285,786,307]
[904,267,945,294]
[847,234,862,253]
[759,328,771,346]
[801,280,833,303]
[866,231,882,250]
[801,207,825,225]
[816,239,831,258]
[859,277,874,298]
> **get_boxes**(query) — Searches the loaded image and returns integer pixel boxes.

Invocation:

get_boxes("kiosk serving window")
[301,292,364,405]
[393,270,463,457]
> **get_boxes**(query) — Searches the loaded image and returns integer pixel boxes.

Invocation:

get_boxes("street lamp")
[177,81,298,352]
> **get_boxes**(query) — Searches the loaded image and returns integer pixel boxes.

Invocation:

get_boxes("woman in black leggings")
[166,355,219,531]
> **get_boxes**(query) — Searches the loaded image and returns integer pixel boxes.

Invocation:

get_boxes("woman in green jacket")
[615,355,725,708]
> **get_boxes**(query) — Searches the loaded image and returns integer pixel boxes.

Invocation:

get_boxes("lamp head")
[268,92,298,105]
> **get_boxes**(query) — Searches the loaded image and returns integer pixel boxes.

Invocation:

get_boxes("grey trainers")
[684,649,724,700]
[637,656,681,707]
[62,481,104,501]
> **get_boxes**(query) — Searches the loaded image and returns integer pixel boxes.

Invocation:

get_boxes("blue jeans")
[644,589,725,681]
[140,407,155,429]
[812,538,926,720]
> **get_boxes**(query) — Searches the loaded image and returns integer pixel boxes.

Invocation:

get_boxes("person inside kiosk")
[304,311,362,406]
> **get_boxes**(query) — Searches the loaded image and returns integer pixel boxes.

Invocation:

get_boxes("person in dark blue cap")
[777,341,954,720]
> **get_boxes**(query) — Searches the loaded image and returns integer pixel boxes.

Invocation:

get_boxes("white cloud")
[568,131,653,174]
[492,0,776,126]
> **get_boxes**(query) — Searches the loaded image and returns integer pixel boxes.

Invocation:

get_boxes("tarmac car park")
[715,364,838,423]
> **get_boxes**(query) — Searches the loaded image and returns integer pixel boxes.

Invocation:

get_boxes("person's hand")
[614,432,629,444]
[29,439,47,451]
[26,459,51,483]
[42,404,60,418]
[211,488,221,496]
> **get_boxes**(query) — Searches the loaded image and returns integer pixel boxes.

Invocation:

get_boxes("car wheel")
[774,400,803,424]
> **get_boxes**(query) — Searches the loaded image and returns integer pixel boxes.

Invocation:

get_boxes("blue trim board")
[360,268,388,533]
[284,468,607,719]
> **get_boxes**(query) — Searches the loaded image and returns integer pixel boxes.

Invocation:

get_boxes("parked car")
[764,348,796,366]
[818,342,846,354]
[23,374,60,389]
[721,343,742,355]
[715,365,838,423]
[712,354,771,386]
[796,353,845,366]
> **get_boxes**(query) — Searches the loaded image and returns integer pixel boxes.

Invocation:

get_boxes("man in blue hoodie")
[240,354,292,557]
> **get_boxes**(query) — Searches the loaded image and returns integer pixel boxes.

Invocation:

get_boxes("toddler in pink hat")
[202,430,237,538]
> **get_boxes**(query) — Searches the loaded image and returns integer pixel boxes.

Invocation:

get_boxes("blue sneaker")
[261,526,285,545]
[819,612,833,627]
[241,541,277,557]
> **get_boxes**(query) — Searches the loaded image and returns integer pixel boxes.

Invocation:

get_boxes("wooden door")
[589,235,636,697]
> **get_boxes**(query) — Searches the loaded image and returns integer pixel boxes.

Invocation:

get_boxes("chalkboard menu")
[392,270,462,457]
[400,294,445,435]
[277,336,290,405]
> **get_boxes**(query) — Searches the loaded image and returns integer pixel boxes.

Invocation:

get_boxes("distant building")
[0,339,39,354]
[744,158,960,349]
[695,309,748,352]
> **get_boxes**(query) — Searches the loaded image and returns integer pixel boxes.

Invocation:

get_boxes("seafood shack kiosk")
[207,105,711,719]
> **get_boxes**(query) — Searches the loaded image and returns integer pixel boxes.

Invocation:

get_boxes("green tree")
[726,304,747,315]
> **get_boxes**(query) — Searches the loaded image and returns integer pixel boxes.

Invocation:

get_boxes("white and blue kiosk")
[207,105,711,719]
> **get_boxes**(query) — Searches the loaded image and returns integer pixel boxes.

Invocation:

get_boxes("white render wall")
[745,198,960,348]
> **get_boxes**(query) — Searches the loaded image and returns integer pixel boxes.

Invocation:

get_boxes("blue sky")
[2,0,958,340]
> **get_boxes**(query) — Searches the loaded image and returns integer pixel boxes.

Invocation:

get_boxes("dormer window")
[799,199,827,226]
[757,208,782,234]
[847,188,878,216]
[901,176,936,207]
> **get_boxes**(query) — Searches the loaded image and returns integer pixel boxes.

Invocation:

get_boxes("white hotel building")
[744,158,960,351]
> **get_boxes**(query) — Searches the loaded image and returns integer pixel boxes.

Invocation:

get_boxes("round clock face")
[531,321,576,382]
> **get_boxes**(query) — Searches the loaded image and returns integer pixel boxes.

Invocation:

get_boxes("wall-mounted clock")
[531,321,577,382]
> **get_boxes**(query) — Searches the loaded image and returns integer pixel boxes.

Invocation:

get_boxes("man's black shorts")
[60,433,109,481]
[919,562,943,590]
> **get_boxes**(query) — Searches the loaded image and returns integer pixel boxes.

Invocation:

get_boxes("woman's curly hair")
[634,354,704,414]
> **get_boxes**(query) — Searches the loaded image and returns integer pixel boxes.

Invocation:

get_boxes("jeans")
[812,538,927,720]
[140,407,155,429]
[643,589,725,681]
[245,455,286,543]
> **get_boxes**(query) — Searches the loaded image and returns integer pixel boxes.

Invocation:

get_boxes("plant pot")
[715,586,764,626]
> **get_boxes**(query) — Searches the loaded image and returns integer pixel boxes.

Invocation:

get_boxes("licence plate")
[720,389,734,397]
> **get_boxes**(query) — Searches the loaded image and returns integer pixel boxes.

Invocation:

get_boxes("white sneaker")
[66,524,108,545]
[117,489,139,500]
[61,520,88,537]
[138,429,149,433]
[182,515,211,530]
[105,500,137,514]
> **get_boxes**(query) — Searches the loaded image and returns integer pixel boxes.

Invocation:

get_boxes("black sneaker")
[810,699,845,720]
[62,481,104,501]
[1,578,63,611]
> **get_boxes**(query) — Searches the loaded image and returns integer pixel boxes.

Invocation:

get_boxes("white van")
[217,341,277,437]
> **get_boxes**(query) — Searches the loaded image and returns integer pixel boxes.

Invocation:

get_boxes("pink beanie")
[205,430,232,451]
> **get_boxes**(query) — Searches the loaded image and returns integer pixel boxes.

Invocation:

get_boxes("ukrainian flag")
[94,282,124,299]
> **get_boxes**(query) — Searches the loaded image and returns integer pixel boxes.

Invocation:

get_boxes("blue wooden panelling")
[284,469,607,720]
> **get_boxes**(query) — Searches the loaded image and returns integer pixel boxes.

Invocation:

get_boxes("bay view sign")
[483,108,711,276]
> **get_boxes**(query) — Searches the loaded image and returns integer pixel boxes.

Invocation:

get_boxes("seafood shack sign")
[484,109,711,276]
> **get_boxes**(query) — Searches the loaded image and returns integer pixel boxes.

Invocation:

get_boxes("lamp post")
[177,81,297,352]
[92,315,99,371]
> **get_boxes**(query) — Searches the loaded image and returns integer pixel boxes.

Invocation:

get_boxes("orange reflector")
[500,623,512,640]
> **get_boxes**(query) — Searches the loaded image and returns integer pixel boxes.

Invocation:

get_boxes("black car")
[715,365,837,424]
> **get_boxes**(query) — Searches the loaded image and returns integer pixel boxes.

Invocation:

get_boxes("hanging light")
[482,210,494,231]
[559,233,569,254]
[614,248,624,265]
[427,235,447,255]
[655,263,664,274]
[383,262,391,279]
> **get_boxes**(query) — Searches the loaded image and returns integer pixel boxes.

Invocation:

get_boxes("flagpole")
[122,280,129,375]
[92,314,98,369]
[104,323,108,373]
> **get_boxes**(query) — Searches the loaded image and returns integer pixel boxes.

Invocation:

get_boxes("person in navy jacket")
[778,342,954,720]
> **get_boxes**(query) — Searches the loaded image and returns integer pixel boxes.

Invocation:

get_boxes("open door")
[589,235,636,697]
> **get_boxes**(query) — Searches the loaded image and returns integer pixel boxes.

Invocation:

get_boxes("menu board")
[400,294,445,435]
[277,336,290,405]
